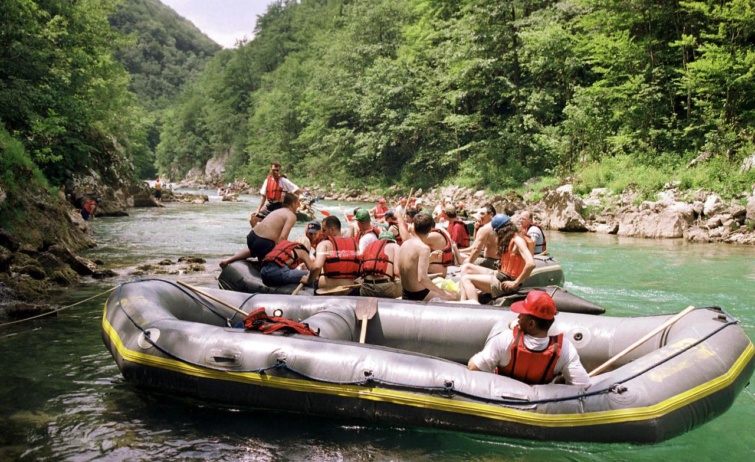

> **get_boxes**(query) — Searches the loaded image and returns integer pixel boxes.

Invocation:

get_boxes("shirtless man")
[220,192,299,268]
[398,214,457,302]
[462,203,499,269]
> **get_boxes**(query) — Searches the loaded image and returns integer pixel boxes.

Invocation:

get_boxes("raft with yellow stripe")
[102,279,754,443]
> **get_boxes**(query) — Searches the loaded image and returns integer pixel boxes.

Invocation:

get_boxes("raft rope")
[112,292,744,406]
[0,285,117,329]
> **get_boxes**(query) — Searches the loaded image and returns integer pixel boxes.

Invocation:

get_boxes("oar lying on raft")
[588,305,696,377]
[315,284,362,295]
[177,280,247,316]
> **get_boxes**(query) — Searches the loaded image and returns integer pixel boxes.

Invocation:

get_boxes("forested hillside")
[157,0,755,199]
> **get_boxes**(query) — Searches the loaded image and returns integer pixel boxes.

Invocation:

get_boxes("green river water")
[1,193,753,461]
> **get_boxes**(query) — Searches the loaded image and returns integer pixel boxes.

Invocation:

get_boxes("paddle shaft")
[176,280,248,317]
[316,283,362,295]
[588,305,696,377]
[291,282,305,295]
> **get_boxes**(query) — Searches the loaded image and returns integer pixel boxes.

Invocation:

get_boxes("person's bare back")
[398,237,429,292]
[253,207,297,242]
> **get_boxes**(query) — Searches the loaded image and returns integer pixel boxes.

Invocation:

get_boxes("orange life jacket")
[262,240,306,269]
[264,174,283,202]
[499,235,530,278]
[374,204,389,220]
[430,228,454,267]
[360,240,393,278]
[498,326,563,385]
[83,200,96,214]
[323,236,360,279]
[449,220,470,247]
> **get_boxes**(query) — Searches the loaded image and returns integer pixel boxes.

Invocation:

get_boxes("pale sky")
[161,0,273,48]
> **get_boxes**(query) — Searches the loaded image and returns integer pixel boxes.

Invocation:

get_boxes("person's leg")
[220,248,251,269]
[459,273,493,303]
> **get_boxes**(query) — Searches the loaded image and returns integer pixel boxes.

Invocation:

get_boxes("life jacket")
[324,236,360,279]
[360,240,393,278]
[430,228,455,267]
[499,236,528,278]
[529,223,547,254]
[498,326,563,385]
[262,240,306,269]
[374,204,389,220]
[83,200,96,214]
[449,220,470,247]
[356,226,381,243]
[387,224,403,245]
[243,307,319,336]
[264,174,283,202]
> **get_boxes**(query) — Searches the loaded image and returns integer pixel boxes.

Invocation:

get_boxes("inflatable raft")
[103,279,753,443]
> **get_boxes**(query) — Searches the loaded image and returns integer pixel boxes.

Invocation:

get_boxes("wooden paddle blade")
[355,297,378,321]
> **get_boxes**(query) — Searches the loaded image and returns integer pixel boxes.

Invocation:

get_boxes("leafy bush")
[0,125,48,195]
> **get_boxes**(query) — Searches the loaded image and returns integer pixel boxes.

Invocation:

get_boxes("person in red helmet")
[468,290,590,388]
[370,198,390,222]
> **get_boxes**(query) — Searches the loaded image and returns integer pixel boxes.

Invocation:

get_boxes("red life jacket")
[499,235,529,278]
[262,240,306,269]
[430,228,455,267]
[243,307,319,336]
[83,200,96,214]
[498,326,563,385]
[356,226,381,243]
[324,236,360,279]
[264,174,283,202]
[374,204,389,220]
[449,220,470,247]
[387,224,403,245]
[360,240,393,278]
[529,223,547,253]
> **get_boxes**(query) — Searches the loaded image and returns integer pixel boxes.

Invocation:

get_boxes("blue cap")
[491,213,511,231]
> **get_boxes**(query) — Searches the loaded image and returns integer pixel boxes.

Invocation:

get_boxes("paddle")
[176,280,248,317]
[356,297,378,344]
[402,188,414,219]
[320,209,331,217]
[588,305,696,377]
[315,283,362,295]
[291,282,305,295]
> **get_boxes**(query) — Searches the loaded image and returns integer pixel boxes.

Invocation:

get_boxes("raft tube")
[103,279,753,444]
[218,254,566,298]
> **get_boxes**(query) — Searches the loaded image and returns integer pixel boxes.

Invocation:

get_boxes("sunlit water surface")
[1,192,753,460]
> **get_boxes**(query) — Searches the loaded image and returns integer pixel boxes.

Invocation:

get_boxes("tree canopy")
[157,0,755,197]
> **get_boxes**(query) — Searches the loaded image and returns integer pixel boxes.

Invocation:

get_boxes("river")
[1,190,753,460]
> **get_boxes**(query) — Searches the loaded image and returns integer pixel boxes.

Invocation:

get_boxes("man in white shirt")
[256,161,301,215]
[468,290,590,388]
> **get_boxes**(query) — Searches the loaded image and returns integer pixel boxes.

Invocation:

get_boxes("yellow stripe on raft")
[102,306,754,428]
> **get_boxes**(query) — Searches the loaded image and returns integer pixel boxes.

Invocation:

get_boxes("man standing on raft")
[255,161,301,217]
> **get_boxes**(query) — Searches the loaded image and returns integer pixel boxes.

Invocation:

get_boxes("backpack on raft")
[243,307,319,336]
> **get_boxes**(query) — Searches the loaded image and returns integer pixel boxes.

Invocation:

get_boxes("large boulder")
[703,193,724,216]
[540,187,587,232]
[617,202,693,238]
[747,196,755,223]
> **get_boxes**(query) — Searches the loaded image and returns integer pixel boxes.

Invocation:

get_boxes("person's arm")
[280,177,301,197]
[417,246,455,299]
[311,241,330,279]
[504,236,536,290]
[395,209,412,242]
[463,226,487,264]
[559,341,590,388]
[467,333,507,372]
[256,179,267,214]
[296,248,317,284]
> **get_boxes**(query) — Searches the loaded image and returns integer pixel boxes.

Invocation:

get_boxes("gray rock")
[703,193,724,216]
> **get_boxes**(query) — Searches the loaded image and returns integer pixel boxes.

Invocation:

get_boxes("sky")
[161,0,273,48]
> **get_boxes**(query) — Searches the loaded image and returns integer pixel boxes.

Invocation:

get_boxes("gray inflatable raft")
[103,279,753,443]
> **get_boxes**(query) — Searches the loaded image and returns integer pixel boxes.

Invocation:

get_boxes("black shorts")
[402,288,430,301]
[246,230,276,261]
